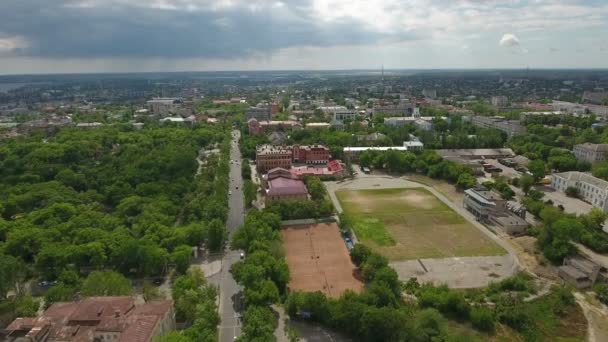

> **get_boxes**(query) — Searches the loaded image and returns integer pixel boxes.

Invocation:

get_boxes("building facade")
[573,143,608,164]
[491,96,509,108]
[256,144,330,173]
[465,115,527,137]
[146,98,182,116]
[551,171,608,211]
[371,104,417,117]
[246,106,272,121]
[463,188,528,234]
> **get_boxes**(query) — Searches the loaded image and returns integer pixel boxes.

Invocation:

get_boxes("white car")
[229,191,232,195]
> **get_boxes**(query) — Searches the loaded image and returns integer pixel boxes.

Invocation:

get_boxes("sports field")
[282,222,363,298]
[336,188,505,260]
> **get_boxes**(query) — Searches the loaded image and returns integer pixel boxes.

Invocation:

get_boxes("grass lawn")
[337,188,505,260]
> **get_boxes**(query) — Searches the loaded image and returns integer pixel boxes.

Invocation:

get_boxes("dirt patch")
[282,222,363,298]
[398,192,436,210]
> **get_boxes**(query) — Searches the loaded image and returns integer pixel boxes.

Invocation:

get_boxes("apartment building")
[146,98,182,116]
[491,96,508,108]
[573,143,608,164]
[552,171,608,211]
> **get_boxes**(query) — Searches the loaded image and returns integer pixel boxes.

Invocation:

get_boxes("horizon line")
[2,67,608,77]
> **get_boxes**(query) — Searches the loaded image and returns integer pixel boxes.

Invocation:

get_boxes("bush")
[470,307,495,332]
[565,186,580,198]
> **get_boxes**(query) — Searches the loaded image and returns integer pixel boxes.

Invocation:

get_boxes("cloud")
[499,33,528,53]
[499,33,520,47]
[0,0,416,60]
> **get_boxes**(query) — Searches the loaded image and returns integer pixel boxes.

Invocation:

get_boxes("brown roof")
[3,297,173,342]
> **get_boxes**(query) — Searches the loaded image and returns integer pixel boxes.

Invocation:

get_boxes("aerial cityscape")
[2,1,608,342]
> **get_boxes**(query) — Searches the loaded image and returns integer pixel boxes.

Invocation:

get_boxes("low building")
[371,104,417,117]
[583,91,608,105]
[75,122,103,129]
[289,160,345,180]
[2,297,175,342]
[264,172,309,202]
[355,132,388,142]
[305,122,331,129]
[247,118,302,135]
[464,115,526,137]
[551,171,608,211]
[343,141,424,161]
[435,148,515,160]
[463,188,528,234]
[558,256,601,289]
[573,143,608,164]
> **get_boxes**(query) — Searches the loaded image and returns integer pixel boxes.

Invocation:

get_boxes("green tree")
[519,174,534,195]
[81,270,132,296]
[528,159,546,181]
[207,219,226,252]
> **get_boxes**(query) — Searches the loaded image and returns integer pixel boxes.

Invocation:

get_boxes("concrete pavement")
[218,129,246,342]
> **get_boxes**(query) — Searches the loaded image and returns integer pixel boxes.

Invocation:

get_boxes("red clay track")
[282,222,363,298]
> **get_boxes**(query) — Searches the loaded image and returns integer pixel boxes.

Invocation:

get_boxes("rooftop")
[3,297,173,342]
[575,143,608,152]
[267,176,308,196]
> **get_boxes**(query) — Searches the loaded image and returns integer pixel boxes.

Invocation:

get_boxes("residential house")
[2,297,175,342]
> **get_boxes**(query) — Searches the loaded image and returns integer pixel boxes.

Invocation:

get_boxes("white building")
[343,141,424,160]
[333,108,358,122]
[552,171,608,211]
[491,96,509,108]
[573,143,608,164]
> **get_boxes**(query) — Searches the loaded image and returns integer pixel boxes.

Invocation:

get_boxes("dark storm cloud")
[0,0,415,59]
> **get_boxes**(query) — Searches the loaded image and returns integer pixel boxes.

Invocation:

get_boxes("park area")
[281,222,363,298]
[337,188,505,261]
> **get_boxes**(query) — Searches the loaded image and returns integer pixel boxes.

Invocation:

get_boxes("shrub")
[470,307,495,332]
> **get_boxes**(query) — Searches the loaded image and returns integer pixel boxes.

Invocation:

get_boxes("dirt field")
[282,222,363,298]
[337,188,505,260]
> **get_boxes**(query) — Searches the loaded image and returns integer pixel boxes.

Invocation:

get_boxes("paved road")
[218,129,245,342]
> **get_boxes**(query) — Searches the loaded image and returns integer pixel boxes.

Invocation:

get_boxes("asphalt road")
[218,129,245,342]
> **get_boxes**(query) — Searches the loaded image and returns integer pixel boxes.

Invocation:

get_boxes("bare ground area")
[282,223,363,298]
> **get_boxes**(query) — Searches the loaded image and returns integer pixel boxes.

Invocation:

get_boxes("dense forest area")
[0,123,230,324]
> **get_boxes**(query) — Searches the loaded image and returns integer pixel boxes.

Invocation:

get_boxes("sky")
[0,0,607,74]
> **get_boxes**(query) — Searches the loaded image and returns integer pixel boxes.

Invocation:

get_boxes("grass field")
[337,188,505,260]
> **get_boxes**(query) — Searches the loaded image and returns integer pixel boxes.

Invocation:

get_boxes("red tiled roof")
[3,298,173,342]
[267,176,308,196]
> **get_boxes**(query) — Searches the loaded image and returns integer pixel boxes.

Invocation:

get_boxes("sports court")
[282,222,363,298]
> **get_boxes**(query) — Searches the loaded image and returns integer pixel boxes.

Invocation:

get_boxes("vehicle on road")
[229,190,232,195]
[240,252,244,259]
